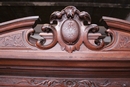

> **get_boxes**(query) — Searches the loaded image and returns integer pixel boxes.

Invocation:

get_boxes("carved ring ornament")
[26,6,113,53]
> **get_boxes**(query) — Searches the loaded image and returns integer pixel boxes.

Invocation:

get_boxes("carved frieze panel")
[0,76,130,87]
[110,32,130,50]
[0,33,25,47]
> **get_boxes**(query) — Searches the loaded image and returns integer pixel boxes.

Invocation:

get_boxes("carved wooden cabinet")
[0,6,130,87]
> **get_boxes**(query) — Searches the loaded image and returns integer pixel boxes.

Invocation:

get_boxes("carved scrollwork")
[26,6,109,53]
[16,78,61,87]
[1,77,130,87]
[83,24,105,50]
[26,24,57,49]
[79,11,91,24]
[50,11,64,24]
[36,24,57,49]
[104,29,116,47]
[26,28,35,46]
[78,80,97,87]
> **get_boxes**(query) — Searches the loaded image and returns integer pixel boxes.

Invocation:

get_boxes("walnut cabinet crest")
[0,6,130,87]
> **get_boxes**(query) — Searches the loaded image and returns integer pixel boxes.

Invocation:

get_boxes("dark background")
[0,0,130,25]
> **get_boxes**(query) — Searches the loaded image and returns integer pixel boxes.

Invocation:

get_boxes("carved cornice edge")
[0,16,39,33]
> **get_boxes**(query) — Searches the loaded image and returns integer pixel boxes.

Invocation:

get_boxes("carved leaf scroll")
[26,6,106,53]
[0,76,130,87]
[0,33,25,47]
[36,24,57,49]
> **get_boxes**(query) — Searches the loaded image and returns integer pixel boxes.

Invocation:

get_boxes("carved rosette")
[26,6,105,53]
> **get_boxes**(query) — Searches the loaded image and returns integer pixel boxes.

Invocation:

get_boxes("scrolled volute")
[36,24,57,49]
[83,24,105,50]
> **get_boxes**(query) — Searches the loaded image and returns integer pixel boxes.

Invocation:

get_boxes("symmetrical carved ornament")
[0,77,129,87]
[26,6,109,53]
[0,5,130,87]
[0,6,130,53]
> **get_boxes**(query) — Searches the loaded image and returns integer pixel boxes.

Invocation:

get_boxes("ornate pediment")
[0,6,130,57]
[0,6,130,87]
[26,6,106,53]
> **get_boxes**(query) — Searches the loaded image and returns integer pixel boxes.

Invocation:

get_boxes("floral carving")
[116,34,130,49]
[16,78,61,87]
[0,77,130,87]
[78,80,97,87]
[64,80,76,87]
[109,32,130,51]
[0,33,25,47]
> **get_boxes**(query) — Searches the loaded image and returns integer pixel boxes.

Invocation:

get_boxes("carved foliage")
[0,33,25,47]
[26,6,105,53]
[17,79,61,87]
[119,35,130,48]
[116,33,130,50]
[0,77,130,87]
[104,31,130,51]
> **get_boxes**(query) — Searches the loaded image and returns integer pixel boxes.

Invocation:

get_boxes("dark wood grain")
[0,6,130,87]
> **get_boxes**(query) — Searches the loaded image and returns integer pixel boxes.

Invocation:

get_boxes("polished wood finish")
[0,6,130,87]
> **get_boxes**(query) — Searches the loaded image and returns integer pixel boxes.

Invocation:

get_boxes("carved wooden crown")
[1,6,130,87]
[26,6,106,53]
[1,6,130,55]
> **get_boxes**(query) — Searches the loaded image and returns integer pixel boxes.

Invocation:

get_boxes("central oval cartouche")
[61,19,80,45]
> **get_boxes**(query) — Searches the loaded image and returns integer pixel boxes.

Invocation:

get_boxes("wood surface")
[0,6,130,87]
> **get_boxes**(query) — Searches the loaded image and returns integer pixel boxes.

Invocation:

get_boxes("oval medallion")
[61,19,80,45]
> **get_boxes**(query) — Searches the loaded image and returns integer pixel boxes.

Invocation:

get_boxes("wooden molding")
[0,6,130,87]
[0,76,130,87]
